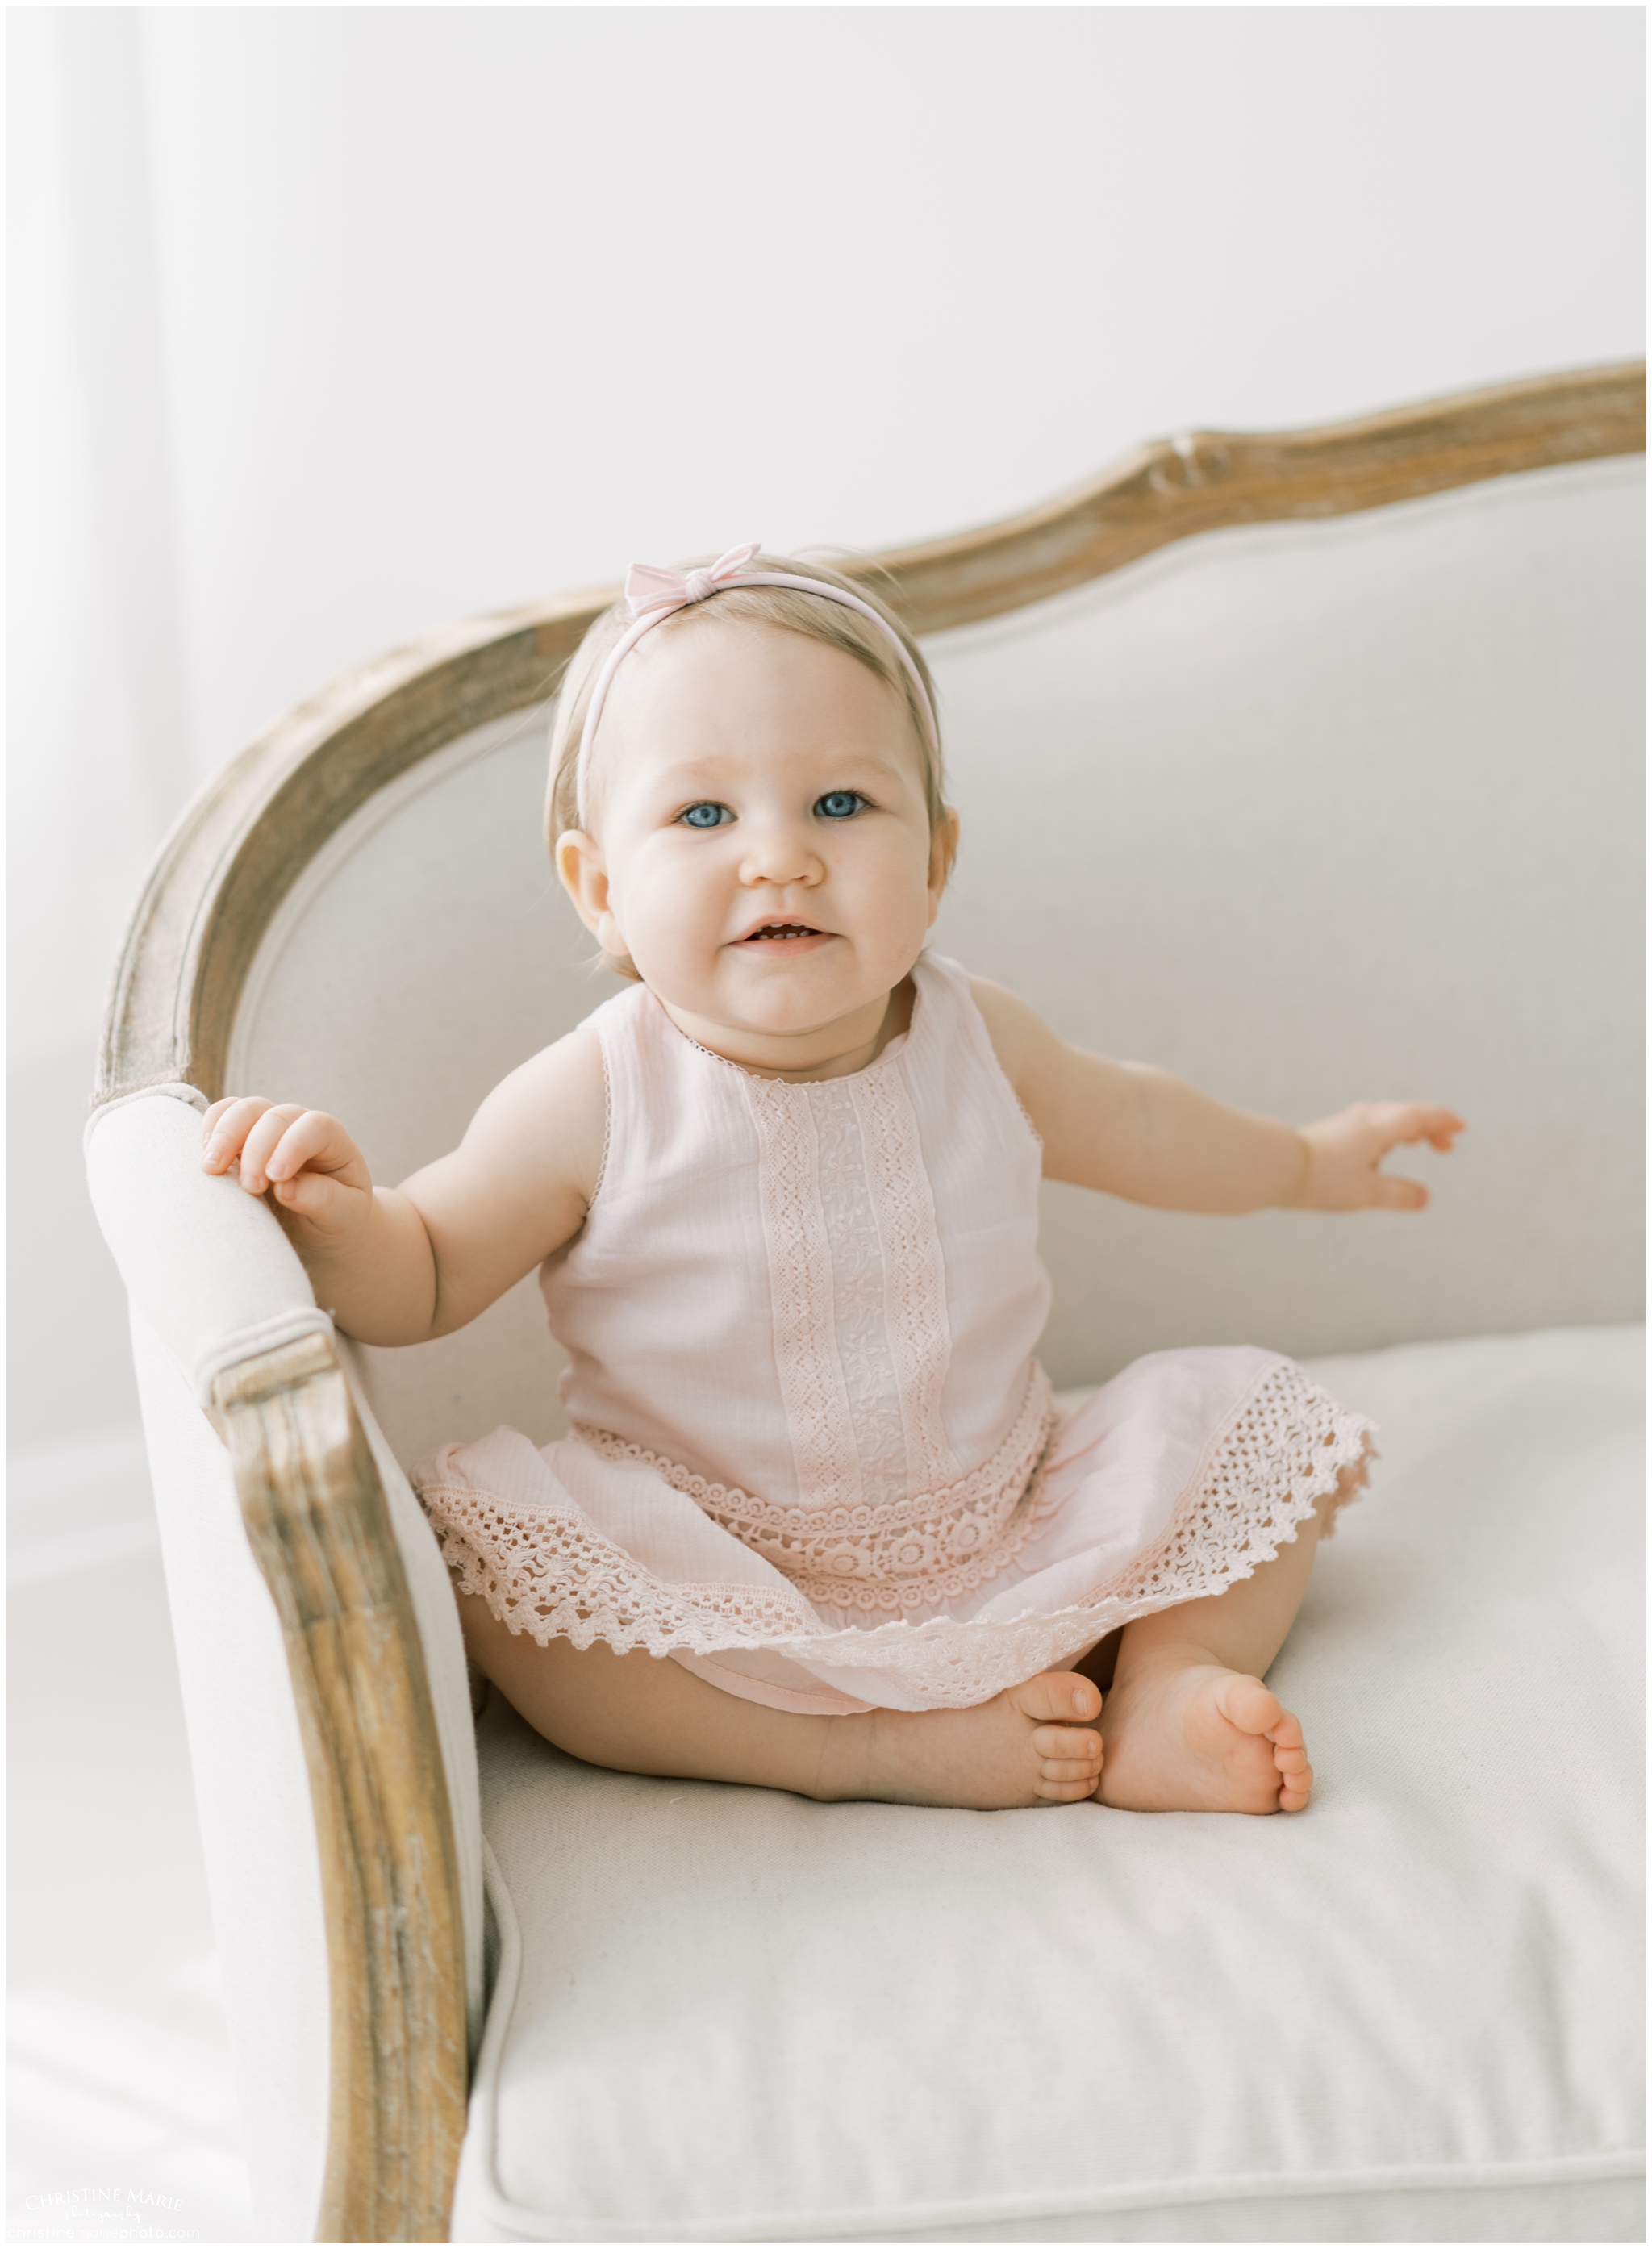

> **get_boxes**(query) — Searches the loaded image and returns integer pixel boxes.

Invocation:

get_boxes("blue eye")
[681,802,731,828]
[816,791,867,820]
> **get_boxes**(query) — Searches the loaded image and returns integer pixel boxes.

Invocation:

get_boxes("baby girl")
[201,546,1462,1815]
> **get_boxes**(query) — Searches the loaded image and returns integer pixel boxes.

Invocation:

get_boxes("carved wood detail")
[865,361,1646,630]
[211,1333,469,2243]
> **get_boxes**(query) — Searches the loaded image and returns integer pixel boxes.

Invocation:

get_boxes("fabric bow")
[625,543,762,620]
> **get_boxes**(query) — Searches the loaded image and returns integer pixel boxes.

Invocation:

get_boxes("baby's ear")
[556,830,616,944]
[928,807,961,903]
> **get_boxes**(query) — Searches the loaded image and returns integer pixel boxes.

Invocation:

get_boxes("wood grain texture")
[96,361,1642,1110]
[865,361,1647,632]
[211,1333,469,2244]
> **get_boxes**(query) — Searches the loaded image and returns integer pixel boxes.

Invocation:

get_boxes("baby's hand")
[1291,1101,1465,1213]
[200,1096,374,1253]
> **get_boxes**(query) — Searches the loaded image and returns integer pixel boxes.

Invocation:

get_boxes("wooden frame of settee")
[95,364,1645,2243]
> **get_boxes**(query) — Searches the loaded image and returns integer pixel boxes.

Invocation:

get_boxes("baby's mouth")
[740,921,828,944]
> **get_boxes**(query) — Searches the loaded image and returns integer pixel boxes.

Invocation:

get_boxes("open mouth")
[740,921,828,943]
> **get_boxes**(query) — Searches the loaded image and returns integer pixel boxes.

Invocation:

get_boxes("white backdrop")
[6,4,1645,1510]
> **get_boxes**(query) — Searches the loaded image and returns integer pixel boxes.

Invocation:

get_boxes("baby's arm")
[199,1024,607,1343]
[971,978,1463,1215]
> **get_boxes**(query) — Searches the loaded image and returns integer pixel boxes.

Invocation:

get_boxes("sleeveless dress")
[414,954,1372,1714]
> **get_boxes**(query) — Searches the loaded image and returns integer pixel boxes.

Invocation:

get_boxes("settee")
[87,365,1645,2243]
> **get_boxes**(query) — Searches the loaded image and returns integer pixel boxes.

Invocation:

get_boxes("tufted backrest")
[225,456,1643,1467]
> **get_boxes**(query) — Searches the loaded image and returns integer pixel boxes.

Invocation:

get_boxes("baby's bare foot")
[1099,1650,1312,1814]
[820,1671,1104,1809]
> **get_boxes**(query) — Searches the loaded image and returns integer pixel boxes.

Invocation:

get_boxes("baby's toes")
[1213,1672,1283,1738]
[1274,1737,1312,1810]
[1038,1749,1101,1784]
[1278,1766,1313,1812]
[1009,1671,1103,1726]
[1035,1765,1103,1804]
[1266,1707,1306,1756]
[1032,1723,1101,1767]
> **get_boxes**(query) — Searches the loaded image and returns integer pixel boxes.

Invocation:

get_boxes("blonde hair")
[544,552,947,853]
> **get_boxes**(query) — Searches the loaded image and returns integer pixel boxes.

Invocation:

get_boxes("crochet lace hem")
[571,1361,1057,1616]
[416,1358,1373,1708]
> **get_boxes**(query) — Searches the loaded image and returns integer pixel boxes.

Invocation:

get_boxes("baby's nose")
[739,820,821,883]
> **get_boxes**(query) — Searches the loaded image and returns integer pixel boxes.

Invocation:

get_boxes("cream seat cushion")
[450,1326,1644,2243]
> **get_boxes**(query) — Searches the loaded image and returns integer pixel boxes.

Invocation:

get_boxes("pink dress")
[415,954,1371,1714]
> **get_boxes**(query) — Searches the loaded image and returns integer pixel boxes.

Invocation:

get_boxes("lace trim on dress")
[415,1489,820,1650]
[745,1081,866,1511]
[740,1039,960,1514]
[574,1361,1055,1617]
[851,1064,962,1493]
[418,1358,1373,1705]
[811,1080,912,1500]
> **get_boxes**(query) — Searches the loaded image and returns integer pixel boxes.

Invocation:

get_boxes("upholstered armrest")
[86,1087,469,2243]
[85,1083,334,1395]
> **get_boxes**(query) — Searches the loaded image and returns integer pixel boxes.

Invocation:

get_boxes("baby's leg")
[458,1592,1104,1810]
[1097,1488,1333,1815]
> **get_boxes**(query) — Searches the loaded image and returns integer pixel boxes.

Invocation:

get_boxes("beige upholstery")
[927,459,1644,1381]
[454,1329,1644,2243]
[90,451,1644,2239]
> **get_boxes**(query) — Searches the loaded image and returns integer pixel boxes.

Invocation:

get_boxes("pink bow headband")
[573,543,938,826]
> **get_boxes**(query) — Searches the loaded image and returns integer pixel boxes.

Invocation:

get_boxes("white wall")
[7,6,1645,1492]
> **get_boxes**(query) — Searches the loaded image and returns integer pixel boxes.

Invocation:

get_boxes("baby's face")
[561,620,951,1064]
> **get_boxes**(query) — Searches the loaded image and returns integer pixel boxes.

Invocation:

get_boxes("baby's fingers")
[267,1167,351,1224]
[201,1095,286,1182]
[236,1104,312,1195]
[1372,1170,1429,1212]
[1382,1102,1466,1151]
[261,1107,361,1182]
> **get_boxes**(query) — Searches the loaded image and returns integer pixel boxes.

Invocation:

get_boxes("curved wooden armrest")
[211,1332,468,2243]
